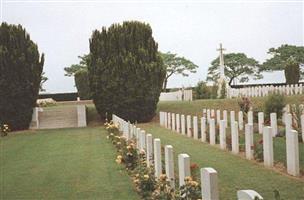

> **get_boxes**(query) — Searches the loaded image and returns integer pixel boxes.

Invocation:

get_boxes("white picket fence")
[160,89,193,101]
[113,114,264,200]
[160,109,302,177]
[227,84,304,98]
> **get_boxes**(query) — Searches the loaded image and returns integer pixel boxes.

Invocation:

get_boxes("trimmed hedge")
[88,21,165,122]
[0,23,44,130]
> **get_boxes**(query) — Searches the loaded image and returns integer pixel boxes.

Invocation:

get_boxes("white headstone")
[181,114,186,135]
[237,190,263,200]
[146,134,153,167]
[178,154,190,186]
[168,112,171,129]
[136,128,141,149]
[248,111,253,125]
[263,126,274,167]
[270,113,278,137]
[216,110,221,125]
[193,116,198,139]
[223,110,228,127]
[230,111,235,127]
[140,130,146,151]
[187,115,192,137]
[165,145,175,187]
[219,120,226,149]
[154,138,162,178]
[209,118,216,145]
[232,121,239,154]
[176,113,180,133]
[245,124,254,160]
[258,112,264,134]
[286,129,300,176]
[201,167,219,200]
[238,111,243,131]
[207,109,211,122]
[172,113,175,131]
[201,117,207,142]
[164,112,168,128]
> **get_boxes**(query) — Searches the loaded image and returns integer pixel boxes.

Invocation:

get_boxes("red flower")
[190,163,198,170]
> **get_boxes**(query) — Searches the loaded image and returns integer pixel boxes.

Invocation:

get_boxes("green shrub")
[263,93,286,120]
[194,81,211,99]
[88,21,165,122]
[284,57,300,84]
[74,69,91,100]
[219,81,226,99]
[0,23,44,130]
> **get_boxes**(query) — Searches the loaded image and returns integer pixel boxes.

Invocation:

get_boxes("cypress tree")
[88,21,165,122]
[0,23,44,130]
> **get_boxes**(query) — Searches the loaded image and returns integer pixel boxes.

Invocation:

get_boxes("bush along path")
[104,115,291,200]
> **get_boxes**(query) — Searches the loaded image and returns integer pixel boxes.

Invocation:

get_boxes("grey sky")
[1,0,303,93]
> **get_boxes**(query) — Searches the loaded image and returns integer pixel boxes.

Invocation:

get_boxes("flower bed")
[104,121,201,200]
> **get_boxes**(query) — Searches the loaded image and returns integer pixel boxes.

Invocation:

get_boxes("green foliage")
[194,81,211,99]
[64,54,90,77]
[0,123,10,137]
[284,57,300,84]
[74,69,91,100]
[263,93,286,120]
[253,139,264,161]
[194,81,219,99]
[219,82,226,99]
[160,52,198,90]
[89,21,165,122]
[0,23,44,130]
[210,84,218,99]
[40,72,48,92]
[290,104,304,143]
[261,44,304,77]
[207,53,262,86]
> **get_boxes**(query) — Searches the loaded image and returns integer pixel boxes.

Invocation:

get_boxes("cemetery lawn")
[0,127,140,200]
[157,95,304,116]
[139,122,304,200]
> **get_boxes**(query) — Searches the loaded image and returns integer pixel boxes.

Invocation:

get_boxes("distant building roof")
[233,70,286,86]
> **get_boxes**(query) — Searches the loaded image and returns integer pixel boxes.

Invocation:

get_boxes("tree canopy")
[88,21,165,122]
[261,44,304,78]
[64,54,90,77]
[207,53,262,86]
[0,22,44,130]
[160,52,198,90]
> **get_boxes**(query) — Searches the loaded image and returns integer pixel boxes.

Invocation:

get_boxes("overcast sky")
[1,0,303,93]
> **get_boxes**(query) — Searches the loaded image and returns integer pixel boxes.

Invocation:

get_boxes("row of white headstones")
[112,114,264,200]
[227,84,304,98]
[159,109,301,177]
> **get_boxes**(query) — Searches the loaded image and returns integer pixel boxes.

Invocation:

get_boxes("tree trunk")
[163,78,168,91]
[228,77,234,86]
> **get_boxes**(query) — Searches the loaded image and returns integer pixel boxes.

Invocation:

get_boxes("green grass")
[0,127,139,200]
[139,122,304,200]
[157,95,304,116]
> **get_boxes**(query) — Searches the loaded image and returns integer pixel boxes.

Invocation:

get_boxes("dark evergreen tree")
[0,23,44,130]
[88,21,165,122]
[74,69,91,100]
[284,57,300,84]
